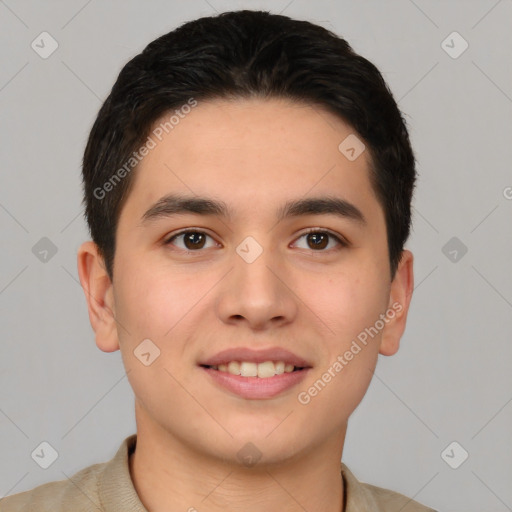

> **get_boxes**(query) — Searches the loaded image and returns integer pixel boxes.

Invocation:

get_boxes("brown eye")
[293,229,347,251]
[306,232,329,250]
[182,232,206,250]
[164,230,216,252]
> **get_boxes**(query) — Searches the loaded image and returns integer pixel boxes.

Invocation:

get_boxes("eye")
[163,228,348,254]
[164,230,218,252]
[292,229,348,251]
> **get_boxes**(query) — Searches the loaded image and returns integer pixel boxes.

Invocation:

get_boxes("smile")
[203,360,303,378]
[201,364,311,399]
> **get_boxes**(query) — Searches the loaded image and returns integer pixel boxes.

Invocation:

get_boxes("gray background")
[1,1,511,511]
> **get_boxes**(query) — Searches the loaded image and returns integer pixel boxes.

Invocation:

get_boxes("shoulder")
[0,460,106,512]
[341,463,438,512]
[361,481,438,512]
[0,434,140,512]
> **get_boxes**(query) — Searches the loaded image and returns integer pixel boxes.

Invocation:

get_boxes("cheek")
[112,266,200,415]
[298,262,388,344]
[294,268,385,425]
[308,264,388,410]
[113,263,185,343]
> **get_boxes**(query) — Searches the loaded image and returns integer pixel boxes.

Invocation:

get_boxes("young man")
[1,9,437,512]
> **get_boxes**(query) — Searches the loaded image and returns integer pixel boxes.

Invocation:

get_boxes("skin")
[78,97,414,512]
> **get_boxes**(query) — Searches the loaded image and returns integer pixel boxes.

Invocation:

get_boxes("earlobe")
[77,241,120,353]
[378,250,414,356]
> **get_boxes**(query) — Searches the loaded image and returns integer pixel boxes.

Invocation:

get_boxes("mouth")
[199,357,312,399]
[200,361,307,378]
[198,347,312,399]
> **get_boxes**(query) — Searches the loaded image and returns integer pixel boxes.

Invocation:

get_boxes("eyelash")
[163,228,349,254]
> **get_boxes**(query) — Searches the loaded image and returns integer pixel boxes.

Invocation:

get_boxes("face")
[79,97,413,467]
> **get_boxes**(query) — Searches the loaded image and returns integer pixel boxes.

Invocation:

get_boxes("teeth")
[228,361,240,375]
[210,361,299,378]
[241,361,258,377]
[257,361,275,378]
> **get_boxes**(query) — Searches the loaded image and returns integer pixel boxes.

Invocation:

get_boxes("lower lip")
[201,366,311,399]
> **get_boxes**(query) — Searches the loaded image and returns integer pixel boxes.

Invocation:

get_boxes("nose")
[214,244,298,331]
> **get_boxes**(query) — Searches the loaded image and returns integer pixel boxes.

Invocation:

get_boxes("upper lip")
[199,347,312,368]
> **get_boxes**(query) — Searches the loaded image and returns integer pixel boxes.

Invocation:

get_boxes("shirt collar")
[341,462,386,512]
[98,434,148,511]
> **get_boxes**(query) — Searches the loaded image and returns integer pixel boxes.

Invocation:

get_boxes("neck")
[129,404,346,512]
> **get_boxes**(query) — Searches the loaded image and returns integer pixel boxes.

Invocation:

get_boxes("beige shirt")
[0,434,437,511]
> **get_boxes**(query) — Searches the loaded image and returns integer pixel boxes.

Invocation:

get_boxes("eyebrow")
[141,193,366,226]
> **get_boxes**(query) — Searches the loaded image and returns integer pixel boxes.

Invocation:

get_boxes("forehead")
[122,97,382,225]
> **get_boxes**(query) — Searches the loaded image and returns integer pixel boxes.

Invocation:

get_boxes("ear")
[378,249,414,356]
[77,241,120,353]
